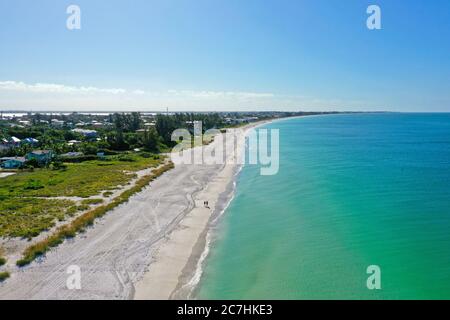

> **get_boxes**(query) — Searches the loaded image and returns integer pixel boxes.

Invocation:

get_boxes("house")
[0,139,11,152]
[18,120,31,126]
[7,123,24,129]
[0,136,21,149]
[22,137,39,146]
[0,157,26,169]
[51,119,65,127]
[71,129,98,139]
[91,121,104,128]
[26,150,54,165]
[67,140,81,146]
[10,136,21,146]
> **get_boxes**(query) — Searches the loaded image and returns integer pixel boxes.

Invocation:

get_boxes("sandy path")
[0,125,253,300]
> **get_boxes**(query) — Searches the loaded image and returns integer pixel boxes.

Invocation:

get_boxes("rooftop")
[28,150,52,155]
[0,156,26,162]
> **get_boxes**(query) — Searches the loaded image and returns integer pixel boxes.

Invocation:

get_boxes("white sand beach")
[134,126,251,299]
[0,122,261,300]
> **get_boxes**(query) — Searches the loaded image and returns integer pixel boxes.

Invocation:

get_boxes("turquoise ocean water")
[197,113,450,299]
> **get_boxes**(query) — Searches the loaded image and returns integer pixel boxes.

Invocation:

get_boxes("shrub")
[66,206,78,216]
[76,204,90,211]
[26,158,40,168]
[139,152,152,158]
[24,179,44,190]
[61,155,97,163]
[0,272,10,282]
[0,257,6,266]
[51,161,67,171]
[118,155,135,162]
[99,149,120,156]
[81,198,104,206]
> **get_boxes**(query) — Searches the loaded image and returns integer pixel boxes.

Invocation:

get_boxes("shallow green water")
[198,113,450,299]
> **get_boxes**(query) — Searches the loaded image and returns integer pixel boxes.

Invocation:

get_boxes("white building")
[51,119,65,127]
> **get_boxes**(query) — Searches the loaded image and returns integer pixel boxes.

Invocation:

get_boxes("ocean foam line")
[181,162,242,299]
[183,123,264,299]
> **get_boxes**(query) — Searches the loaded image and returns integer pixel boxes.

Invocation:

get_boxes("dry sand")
[134,127,248,299]
[0,122,261,300]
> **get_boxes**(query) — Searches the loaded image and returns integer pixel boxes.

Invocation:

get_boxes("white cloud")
[0,81,274,100]
[0,80,382,111]
[0,81,126,95]
[166,90,275,99]
[132,89,146,95]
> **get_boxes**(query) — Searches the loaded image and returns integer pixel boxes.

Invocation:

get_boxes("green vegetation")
[0,248,6,266]
[1,111,298,161]
[81,198,104,206]
[0,247,5,266]
[0,154,161,198]
[0,153,163,239]
[0,271,10,282]
[75,204,90,211]
[0,198,74,238]
[16,161,174,267]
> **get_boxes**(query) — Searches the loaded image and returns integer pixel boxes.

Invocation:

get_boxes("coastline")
[133,120,268,300]
[0,117,281,299]
[167,113,358,300]
[166,115,325,299]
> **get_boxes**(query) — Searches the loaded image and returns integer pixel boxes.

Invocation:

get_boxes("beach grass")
[81,198,104,206]
[0,248,6,266]
[0,198,75,238]
[16,161,174,267]
[0,154,163,240]
[0,154,162,198]
[102,191,114,197]
[0,247,5,266]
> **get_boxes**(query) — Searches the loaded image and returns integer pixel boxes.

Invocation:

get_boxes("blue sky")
[0,0,449,111]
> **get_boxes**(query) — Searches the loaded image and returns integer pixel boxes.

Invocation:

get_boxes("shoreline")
[133,120,267,300]
[134,115,324,300]
[163,115,325,299]
[0,116,297,299]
